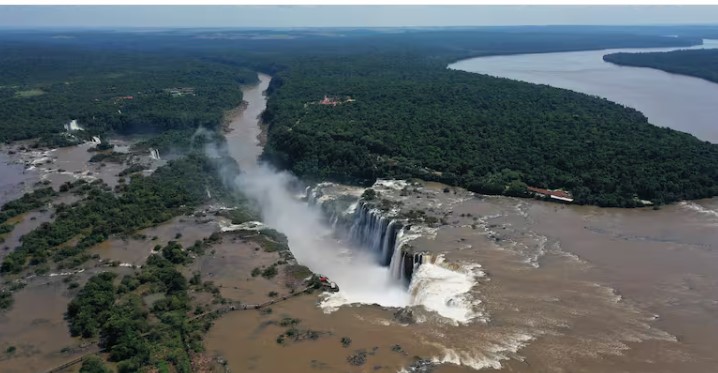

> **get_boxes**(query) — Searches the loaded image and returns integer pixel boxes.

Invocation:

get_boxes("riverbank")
[448,39,718,143]
[603,47,718,84]
[221,101,248,134]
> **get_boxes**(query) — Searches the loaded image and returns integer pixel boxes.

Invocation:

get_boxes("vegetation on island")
[79,356,112,373]
[1,153,239,274]
[0,43,256,143]
[0,187,57,229]
[604,48,718,84]
[66,240,221,373]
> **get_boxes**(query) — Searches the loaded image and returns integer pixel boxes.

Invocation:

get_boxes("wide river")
[449,39,718,143]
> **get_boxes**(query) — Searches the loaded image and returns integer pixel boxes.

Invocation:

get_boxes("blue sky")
[0,6,717,29]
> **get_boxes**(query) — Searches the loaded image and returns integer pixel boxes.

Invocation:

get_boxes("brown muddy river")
[1,64,716,373]
[206,69,718,373]
[224,73,271,171]
[0,151,35,206]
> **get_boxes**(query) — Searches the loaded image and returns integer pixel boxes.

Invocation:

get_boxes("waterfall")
[304,184,427,286]
[348,201,401,266]
[389,228,405,280]
[345,201,427,285]
[65,119,84,132]
[149,148,161,160]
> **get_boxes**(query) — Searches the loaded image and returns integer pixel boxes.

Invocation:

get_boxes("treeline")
[262,53,718,206]
[0,43,256,143]
[1,154,238,274]
[604,48,718,84]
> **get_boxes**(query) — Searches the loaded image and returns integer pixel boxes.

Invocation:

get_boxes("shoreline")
[221,100,249,134]
[448,39,718,144]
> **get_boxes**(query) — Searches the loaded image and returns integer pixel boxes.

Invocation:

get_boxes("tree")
[80,356,112,373]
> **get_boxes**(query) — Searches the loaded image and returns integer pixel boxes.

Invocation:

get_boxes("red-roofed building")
[319,95,338,106]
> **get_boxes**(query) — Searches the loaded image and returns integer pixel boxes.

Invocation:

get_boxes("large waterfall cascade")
[64,119,84,132]
[306,182,433,286]
[304,180,487,326]
[149,148,161,160]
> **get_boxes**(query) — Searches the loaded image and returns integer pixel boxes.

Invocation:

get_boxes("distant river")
[449,39,718,143]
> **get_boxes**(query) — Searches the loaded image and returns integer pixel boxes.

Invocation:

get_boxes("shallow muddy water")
[0,151,36,206]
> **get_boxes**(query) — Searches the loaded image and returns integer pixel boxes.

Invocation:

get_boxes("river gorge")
[1,41,717,372]
[204,56,718,373]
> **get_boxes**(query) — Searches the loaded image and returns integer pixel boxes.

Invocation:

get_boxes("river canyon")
[1,42,717,372]
[203,58,718,373]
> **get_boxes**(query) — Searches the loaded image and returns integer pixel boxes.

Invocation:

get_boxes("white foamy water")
[679,201,718,220]
[149,148,161,160]
[65,119,84,131]
[431,333,534,370]
[408,255,485,325]
[218,220,266,232]
[235,164,487,324]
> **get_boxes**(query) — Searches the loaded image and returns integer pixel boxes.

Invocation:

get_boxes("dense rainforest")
[1,28,717,207]
[0,43,257,143]
[261,54,718,207]
[2,24,718,372]
[604,48,718,84]
[1,28,718,207]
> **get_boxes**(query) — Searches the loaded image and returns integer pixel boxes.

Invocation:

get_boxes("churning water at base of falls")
[409,255,485,325]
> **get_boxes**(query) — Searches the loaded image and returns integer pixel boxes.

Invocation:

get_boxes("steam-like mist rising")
[238,163,410,309]
[202,122,409,310]
[195,79,409,308]
[197,72,481,319]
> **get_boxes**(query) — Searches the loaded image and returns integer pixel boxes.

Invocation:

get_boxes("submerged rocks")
[347,349,368,366]
[393,308,416,324]
[404,359,436,373]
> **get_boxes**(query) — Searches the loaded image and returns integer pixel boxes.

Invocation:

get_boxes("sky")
[0,5,717,29]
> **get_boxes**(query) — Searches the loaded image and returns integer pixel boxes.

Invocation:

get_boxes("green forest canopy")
[604,48,718,84]
[0,44,257,143]
[261,52,718,207]
[1,23,718,373]
[1,28,718,207]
